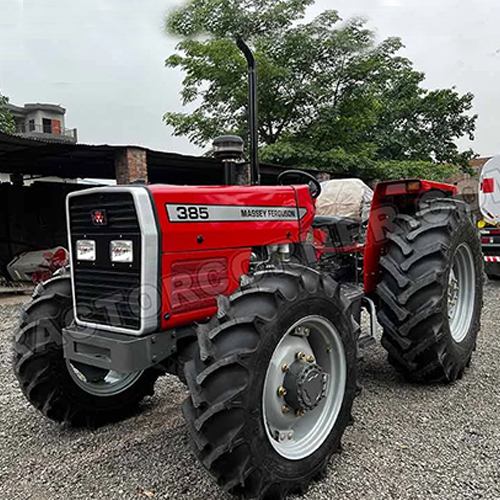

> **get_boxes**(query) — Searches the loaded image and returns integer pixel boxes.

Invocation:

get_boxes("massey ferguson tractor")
[13,40,483,500]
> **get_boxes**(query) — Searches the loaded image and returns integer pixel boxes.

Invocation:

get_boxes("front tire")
[377,198,483,382]
[183,266,358,499]
[13,276,159,426]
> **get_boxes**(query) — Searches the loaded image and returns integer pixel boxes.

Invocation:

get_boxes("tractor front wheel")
[183,265,358,499]
[13,275,159,426]
[377,198,483,382]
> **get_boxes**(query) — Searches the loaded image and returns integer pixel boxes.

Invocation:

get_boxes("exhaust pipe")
[236,38,260,185]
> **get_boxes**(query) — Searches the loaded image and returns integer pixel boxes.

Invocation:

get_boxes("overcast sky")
[1,0,499,157]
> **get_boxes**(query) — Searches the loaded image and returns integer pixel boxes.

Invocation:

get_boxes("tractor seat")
[312,215,358,228]
[312,215,364,249]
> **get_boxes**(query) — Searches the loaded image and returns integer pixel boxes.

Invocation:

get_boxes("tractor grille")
[68,192,140,234]
[68,192,142,331]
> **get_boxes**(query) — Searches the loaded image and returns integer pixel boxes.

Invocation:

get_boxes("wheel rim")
[262,315,347,460]
[448,243,476,343]
[67,361,143,397]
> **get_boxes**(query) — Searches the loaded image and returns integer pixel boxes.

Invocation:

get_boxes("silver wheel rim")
[448,243,476,343]
[67,361,143,397]
[262,315,347,460]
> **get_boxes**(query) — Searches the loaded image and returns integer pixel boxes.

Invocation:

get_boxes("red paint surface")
[148,178,456,325]
[148,184,315,329]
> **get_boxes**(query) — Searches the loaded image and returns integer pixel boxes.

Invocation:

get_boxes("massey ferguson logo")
[91,209,107,226]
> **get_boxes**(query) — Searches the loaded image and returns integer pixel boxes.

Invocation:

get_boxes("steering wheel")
[277,170,322,199]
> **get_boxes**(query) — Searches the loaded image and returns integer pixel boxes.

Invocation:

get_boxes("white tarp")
[316,178,374,223]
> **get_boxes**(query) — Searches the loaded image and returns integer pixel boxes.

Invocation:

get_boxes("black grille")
[69,192,140,234]
[69,192,142,331]
[73,268,141,329]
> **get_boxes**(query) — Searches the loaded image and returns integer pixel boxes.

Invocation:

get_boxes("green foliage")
[260,142,461,182]
[164,0,477,180]
[371,160,461,183]
[166,0,314,39]
[0,91,15,135]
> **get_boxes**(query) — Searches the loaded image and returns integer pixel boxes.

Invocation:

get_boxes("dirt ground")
[1,281,499,500]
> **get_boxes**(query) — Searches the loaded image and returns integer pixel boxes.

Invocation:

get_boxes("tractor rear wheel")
[13,275,159,426]
[183,265,358,499]
[377,198,483,382]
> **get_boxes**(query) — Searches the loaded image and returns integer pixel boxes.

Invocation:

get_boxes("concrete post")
[114,148,148,185]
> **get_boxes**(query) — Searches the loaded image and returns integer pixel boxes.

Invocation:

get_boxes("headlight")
[110,240,133,263]
[76,240,96,261]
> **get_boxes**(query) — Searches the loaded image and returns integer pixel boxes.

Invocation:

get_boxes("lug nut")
[277,386,287,397]
[306,355,314,363]
[304,327,310,336]
[296,351,305,360]
[282,405,290,414]
[281,362,288,373]
[296,409,305,417]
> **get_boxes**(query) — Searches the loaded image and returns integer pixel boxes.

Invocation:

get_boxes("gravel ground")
[1,281,500,500]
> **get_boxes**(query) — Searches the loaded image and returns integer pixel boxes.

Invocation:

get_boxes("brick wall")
[115,148,148,184]
[470,157,492,172]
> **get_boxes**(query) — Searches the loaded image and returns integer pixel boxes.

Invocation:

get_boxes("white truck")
[479,155,500,279]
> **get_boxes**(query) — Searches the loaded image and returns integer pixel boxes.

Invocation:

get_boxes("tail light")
[383,181,422,197]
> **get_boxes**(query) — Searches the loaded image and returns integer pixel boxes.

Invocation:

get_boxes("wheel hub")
[283,359,327,412]
[262,315,347,460]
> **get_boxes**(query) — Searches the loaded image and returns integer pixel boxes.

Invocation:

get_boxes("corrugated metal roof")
[0,131,324,185]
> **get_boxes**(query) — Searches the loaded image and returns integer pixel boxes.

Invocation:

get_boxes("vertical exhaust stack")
[236,38,260,185]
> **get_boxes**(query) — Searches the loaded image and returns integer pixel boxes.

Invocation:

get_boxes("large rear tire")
[13,276,159,426]
[183,265,358,499]
[377,198,483,382]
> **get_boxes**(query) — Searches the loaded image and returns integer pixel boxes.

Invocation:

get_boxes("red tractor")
[14,41,483,500]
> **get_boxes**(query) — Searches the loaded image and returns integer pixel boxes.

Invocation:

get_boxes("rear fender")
[364,179,457,293]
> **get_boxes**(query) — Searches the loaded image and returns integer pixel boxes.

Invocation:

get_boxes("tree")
[164,0,476,180]
[0,91,16,135]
